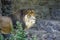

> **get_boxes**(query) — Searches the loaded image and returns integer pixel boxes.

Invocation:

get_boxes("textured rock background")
[0,0,60,40]
[12,0,60,20]
[25,19,60,40]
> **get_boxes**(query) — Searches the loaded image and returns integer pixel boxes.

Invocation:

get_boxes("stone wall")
[25,19,60,40]
[0,0,59,20]
[0,0,60,40]
[13,0,60,20]
[0,0,60,20]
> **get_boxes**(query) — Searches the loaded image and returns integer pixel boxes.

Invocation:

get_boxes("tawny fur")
[23,9,36,30]
[0,16,13,34]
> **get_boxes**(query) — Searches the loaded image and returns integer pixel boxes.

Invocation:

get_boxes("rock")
[26,19,60,40]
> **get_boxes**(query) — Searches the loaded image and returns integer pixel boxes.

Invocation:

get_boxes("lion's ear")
[32,10,35,12]
[23,10,27,15]
[31,10,35,16]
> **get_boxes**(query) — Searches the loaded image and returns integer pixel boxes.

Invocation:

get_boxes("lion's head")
[23,9,36,30]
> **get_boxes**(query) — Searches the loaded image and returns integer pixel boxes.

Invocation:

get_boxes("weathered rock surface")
[25,19,60,40]
[0,0,60,40]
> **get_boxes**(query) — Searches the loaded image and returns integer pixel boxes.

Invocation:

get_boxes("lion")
[9,9,36,30]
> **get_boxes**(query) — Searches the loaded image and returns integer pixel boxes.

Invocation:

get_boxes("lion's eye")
[29,11,31,13]
[31,11,34,13]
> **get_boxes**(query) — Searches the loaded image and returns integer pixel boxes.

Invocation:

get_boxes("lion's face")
[24,9,36,30]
